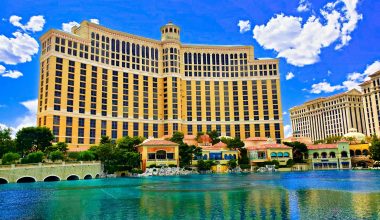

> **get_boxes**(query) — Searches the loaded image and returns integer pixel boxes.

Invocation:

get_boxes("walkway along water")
[0,161,101,184]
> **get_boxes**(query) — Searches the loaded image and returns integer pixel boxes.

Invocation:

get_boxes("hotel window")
[226,125,231,136]
[112,71,118,117]
[271,80,279,120]
[223,81,230,121]
[101,120,107,137]
[123,122,128,137]
[101,69,108,116]
[255,124,261,137]
[133,122,139,137]
[245,124,250,138]
[265,124,270,138]
[54,57,63,111]
[133,74,139,119]
[78,118,85,144]
[143,123,149,138]
[153,124,158,138]
[90,66,97,115]
[187,125,193,135]
[197,125,202,133]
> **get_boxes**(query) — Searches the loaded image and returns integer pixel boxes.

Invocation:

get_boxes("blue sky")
[0,0,379,136]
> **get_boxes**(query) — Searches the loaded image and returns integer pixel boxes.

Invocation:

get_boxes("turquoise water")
[1,171,380,219]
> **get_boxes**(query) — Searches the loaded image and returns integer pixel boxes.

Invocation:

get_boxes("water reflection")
[0,171,380,219]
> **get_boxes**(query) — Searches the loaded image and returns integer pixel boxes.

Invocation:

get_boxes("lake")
[1,170,380,219]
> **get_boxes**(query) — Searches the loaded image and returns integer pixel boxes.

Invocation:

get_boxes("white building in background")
[360,70,380,136]
[289,89,366,141]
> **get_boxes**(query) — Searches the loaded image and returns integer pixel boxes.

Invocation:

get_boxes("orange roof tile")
[307,144,337,150]
[246,144,291,151]
[245,137,268,141]
[139,139,178,146]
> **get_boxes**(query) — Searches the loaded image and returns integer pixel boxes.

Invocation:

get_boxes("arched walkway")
[67,175,80,181]
[95,174,100,179]
[17,176,36,183]
[341,151,348,158]
[355,150,362,156]
[363,149,369,156]
[321,152,327,158]
[313,153,319,158]
[84,174,92,180]
[44,176,60,182]
[0,178,8,184]
[329,152,336,158]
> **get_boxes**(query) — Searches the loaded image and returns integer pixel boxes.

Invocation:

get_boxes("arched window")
[284,152,289,158]
[341,151,348,158]
[156,150,167,159]
[203,154,208,160]
[355,150,362,156]
[321,152,327,158]
[363,149,369,156]
[350,150,355,156]
[277,152,283,158]
[271,152,277,157]
[224,154,228,160]
[313,152,319,158]
[233,154,236,159]
[329,152,336,158]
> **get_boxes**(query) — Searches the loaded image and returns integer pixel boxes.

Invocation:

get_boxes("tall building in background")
[38,21,283,150]
[289,89,365,141]
[360,70,380,136]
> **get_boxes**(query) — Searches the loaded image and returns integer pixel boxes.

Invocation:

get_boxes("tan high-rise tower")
[38,21,283,150]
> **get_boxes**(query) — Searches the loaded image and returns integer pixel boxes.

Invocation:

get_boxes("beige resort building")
[360,70,380,136]
[289,89,365,141]
[37,20,284,150]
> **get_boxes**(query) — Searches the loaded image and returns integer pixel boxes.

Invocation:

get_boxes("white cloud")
[310,81,344,94]
[0,31,39,65]
[286,72,295,80]
[297,0,311,12]
[0,64,23,79]
[9,15,45,32]
[0,99,37,136]
[283,111,288,115]
[238,20,251,33]
[62,21,80,32]
[284,124,292,138]
[252,0,362,66]
[309,60,380,93]
[90,19,99,24]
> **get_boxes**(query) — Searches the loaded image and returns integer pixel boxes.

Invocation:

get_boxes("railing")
[0,161,101,170]
[147,159,176,162]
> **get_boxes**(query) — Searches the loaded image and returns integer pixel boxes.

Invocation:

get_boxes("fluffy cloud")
[310,81,344,94]
[0,99,37,136]
[237,20,251,33]
[0,64,23,79]
[0,31,39,65]
[252,0,362,66]
[297,0,311,12]
[62,21,80,32]
[309,60,380,93]
[283,111,288,115]
[90,18,100,24]
[9,15,45,32]
[286,72,295,80]
[284,124,292,138]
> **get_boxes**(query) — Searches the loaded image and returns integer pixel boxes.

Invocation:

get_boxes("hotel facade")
[360,71,380,136]
[289,89,365,141]
[38,21,283,150]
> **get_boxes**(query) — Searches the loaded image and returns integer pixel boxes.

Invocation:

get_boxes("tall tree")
[283,141,307,163]
[170,131,184,144]
[15,127,54,156]
[117,136,143,152]
[370,135,380,161]
[207,130,220,145]
[0,128,15,157]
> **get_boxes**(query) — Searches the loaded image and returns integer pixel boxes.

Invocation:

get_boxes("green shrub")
[239,164,251,170]
[149,164,157,168]
[68,152,80,160]
[286,159,295,167]
[78,151,95,161]
[50,150,64,162]
[131,168,143,174]
[168,164,177,167]
[2,152,20,165]
[26,151,44,163]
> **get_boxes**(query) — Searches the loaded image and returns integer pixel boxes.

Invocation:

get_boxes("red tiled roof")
[201,141,229,151]
[213,141,227,148]
[184,135,196,140]
[245,137,267,141]
[307,144,337,150]
[245,144,291,150]
[139,139,178,146]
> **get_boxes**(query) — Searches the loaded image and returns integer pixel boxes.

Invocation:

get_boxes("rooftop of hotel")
[307,144,338,150]
[138,139,178,146]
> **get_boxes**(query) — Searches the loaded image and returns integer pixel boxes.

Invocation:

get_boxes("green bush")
[68,152,80,160]
[2,152,20,165]
[78,151,95,161]
[25,151,44,163]
[149,164,157,168]
[131,168,143,174]
[168,164,177,167]
[286,159,295,167]
[50,150,64,162]
[197,160,215,171]
[240,164,251,170]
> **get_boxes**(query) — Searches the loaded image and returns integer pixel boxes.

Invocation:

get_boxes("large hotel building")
[360,70,380,136]
[38,21,283,150]
[289,89,366,141]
